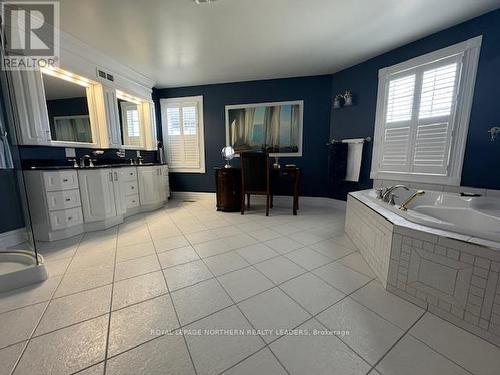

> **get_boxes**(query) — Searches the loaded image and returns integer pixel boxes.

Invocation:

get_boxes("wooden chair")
[240,151,271,216]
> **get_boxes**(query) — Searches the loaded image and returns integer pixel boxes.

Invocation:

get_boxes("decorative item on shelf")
[333,90,354,109]
[333,94,343,109]
[343,90,353,106]
[273,156,280,169]
[221,146,235,168]
[488,126,500,142]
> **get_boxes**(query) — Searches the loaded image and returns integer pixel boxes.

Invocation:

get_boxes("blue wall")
[154,75,333,197]
[155,9,500,198]
[330,9,500,194]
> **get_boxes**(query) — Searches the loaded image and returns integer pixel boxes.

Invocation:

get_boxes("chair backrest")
[240,151,269,193]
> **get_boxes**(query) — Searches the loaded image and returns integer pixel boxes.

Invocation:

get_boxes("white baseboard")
[0,227,28,249]
[170,191,346,209]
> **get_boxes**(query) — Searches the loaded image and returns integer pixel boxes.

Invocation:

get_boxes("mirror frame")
[40,67,103,148]
[116,90,147,150]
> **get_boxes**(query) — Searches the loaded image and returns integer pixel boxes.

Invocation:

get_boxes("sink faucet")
[382,185,409,203]
[80,155,92,168]
[68,158,78,168]
[399,190,425,211]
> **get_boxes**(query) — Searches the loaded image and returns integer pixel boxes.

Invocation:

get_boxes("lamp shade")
[221,146,235,161]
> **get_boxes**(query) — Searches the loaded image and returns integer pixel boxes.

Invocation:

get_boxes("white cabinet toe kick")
[24,165,170,241]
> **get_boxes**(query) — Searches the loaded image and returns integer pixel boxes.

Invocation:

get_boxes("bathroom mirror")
[117,94,144,148]
[41,72,93,143]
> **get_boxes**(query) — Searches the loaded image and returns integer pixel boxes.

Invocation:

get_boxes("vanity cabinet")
[24,170,85,241]
[78,168,125,230]
[25,165,170,241]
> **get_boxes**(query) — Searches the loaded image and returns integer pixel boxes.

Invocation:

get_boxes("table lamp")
[221,146,235,168]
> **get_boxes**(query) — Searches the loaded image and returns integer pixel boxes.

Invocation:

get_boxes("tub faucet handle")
[375,188,384,199]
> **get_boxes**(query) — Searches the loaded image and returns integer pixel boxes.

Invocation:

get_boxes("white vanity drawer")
[46,189,81,211]
[126,194,140,209]
[49,207,83,230]
[122,168,137,182]
[124,181,138,196]
[43,171,79,191]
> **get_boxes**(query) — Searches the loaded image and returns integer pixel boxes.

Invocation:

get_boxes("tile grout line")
[183,221,292,375]
[9,233,86,375]
[7,247,371,351]
[1,234,362,351]
[144,214,200,375]
[10,201,485,374]
[101,228,119,375]
[366,310,428,374]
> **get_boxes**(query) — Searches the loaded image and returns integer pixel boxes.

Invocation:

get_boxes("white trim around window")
[160,96,206,173]
[370,36,482,186]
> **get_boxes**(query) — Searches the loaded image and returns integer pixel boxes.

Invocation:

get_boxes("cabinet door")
[103,86,122,148]
[78,170,117,223]
[112,168,127,216]
[138,166,161,206]
[9,70,51,145]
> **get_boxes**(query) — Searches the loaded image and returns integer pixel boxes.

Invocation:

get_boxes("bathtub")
[345,189,500,347]
[362,189,500,243]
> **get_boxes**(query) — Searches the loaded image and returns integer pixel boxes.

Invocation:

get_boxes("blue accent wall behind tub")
[154,75,333,197]
[330,9,500,196]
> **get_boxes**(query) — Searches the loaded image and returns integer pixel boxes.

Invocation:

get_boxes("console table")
[215,165,300,215]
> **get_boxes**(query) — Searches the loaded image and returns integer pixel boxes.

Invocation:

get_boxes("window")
[371,36,482,185]
[160,96,205,173]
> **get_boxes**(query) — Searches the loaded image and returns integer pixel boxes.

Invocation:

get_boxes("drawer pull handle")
[68,216,72,220]
[131,186,135,189]
[129,172,133,175]
[63,178,68,182]
[65,198,71,202]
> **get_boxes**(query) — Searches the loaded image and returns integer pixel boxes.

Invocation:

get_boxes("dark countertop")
[24,163,167,171]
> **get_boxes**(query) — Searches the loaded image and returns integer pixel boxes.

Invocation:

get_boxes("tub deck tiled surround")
[1,196,500,374]
[346,191,500,348]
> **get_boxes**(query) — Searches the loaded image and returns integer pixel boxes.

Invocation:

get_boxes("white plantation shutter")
[378,55,462,176]
[380,74,415,171]
[372,37,481,185]
[161,97,205,173]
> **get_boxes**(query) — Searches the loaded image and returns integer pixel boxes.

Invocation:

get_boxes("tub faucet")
[382,185,409,203]
[399,190,425,211]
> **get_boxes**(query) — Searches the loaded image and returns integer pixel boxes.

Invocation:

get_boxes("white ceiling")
[58,0,500,88]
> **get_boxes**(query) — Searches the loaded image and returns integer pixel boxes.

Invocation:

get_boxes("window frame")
[160,95,205,173]
[370,36,482,186]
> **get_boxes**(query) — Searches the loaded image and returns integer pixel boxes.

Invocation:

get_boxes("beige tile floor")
[1,197,500,375]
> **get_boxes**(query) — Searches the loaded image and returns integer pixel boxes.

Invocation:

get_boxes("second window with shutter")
[160,96,205,173]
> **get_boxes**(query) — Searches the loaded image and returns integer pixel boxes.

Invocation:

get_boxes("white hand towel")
[343,138,364,182]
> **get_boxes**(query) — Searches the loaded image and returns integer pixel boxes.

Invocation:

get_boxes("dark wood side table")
[270,166,300,215]
[215,167,241,212]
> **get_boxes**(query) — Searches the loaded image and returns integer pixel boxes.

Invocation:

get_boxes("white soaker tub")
[363,189,500,242]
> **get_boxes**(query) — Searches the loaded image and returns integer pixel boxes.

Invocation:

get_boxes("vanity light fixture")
[40,67,92,88]
[194,0,218,4]
[116,90,143,105]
